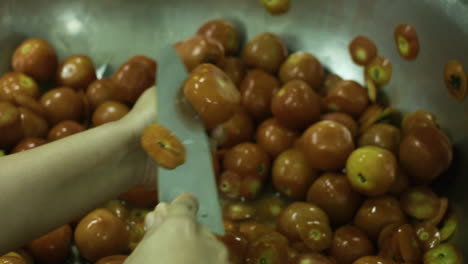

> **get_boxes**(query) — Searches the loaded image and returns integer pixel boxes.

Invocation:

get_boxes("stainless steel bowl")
[1,0,467,258]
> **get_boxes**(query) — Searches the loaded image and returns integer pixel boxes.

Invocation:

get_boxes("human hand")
[125,194,229,264]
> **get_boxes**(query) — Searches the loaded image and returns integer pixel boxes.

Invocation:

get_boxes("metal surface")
[156,46,223,235]
[0,0,467,256]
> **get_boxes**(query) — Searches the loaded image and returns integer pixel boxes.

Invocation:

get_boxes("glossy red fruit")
[25,225,72,264]
[271,80,321,130]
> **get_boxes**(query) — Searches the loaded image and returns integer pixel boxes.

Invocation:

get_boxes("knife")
[155,46,224,235]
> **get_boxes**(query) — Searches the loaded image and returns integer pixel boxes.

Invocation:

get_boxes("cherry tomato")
[0,72,39,101]
[40,87,83,125]
[25,225,72,264]
[86,78,119,109]
[92,100,129,126]
[279,51,325,90]
[18,106,49,139]
[330,226,374,264]
[271,80,321,130]
[307,173,362,226]
[11,137,47,153]
[47,120,85,141]
[217,56,245,86]
[399,126,452,183]
[256,118,299,157]
[12,38,58,82]
[277,202,329,242]
[74,209,128,262]
[242,32,288,74]
[354,196,406,239]
[326,80,369,118]
[218,232,248,264]
[0,101,24,149]
[197,19,240,55]
[174,35,225,72]
[112,59,154,104]
[300,120,355,171]
[240,69,280,121]
[273,148,318,200]
[56,55,96,90]
[223,142,271,180]
[211,109,255,148]
[321,112,358,138]
[183,63,241,129]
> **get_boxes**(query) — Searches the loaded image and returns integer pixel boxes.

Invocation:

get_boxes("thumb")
[167,193,199,219]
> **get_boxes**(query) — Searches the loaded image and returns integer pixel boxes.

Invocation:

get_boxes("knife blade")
[155,46,224,235]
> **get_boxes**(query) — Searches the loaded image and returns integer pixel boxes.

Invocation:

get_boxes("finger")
[167,193,199,219]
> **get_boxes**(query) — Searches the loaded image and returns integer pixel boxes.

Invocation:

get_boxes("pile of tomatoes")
[0,18,462,264]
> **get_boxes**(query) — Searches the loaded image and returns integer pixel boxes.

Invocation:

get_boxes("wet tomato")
[358,124,401,154]
[271,80,321,130]
[399,126,452,183]
[279,51,325,90]
[56,55,96,90]
[0,72,39,101]
[175,35,225,72]
[330,226,374,264]
[218,232,248,264]
[40,87,83,125]
[11,137,47,153]
[25,225,72,264]
[74,209,128,262]
[354,196,406,239]
[92,100,129,126]
[307,173,362,226]
[301,120,355,171]
[321,112,358,138]
[217,56,245,86]
[400,186,441,220]
[47,120,85,141]
[277,202,329,242]
[0,102,24,149]
[86,78,119,109]
[18,106,49,139]
[240,69,280,121]
[273,148,318,200]
[223,142,271,180]
[197,19,240,55]
[242,32,288,74]
[183,63,241,129]
[112,59,154,104]
[12,38,58,82]
[346,146,397,196]
[211,108,255,148]
[326,80,369,118]
[256,118,299,157]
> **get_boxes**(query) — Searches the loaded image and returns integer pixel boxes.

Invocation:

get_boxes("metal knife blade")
[155,46,224,235]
